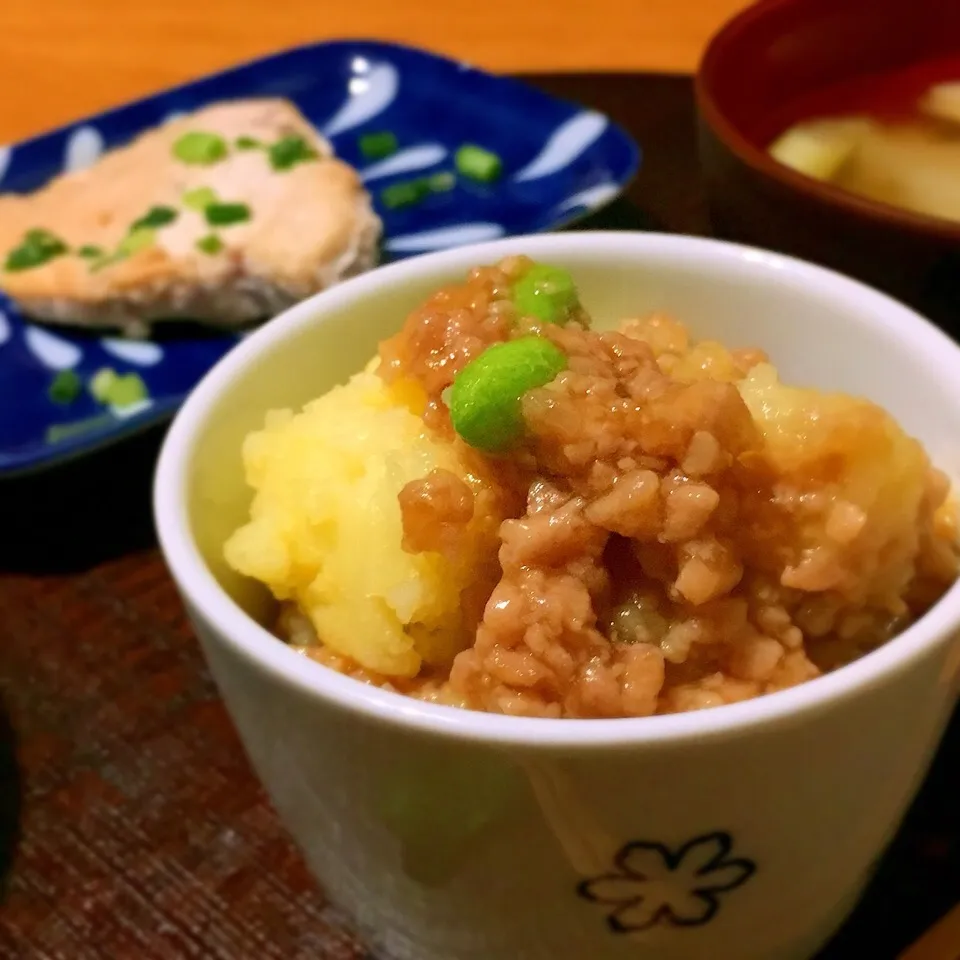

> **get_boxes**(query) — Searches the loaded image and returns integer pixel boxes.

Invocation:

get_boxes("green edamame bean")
[511,263,579,324]
[449,336,567,452]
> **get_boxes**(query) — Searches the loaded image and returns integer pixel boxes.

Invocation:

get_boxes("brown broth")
[766,54,960,137]
[768,57,960,224]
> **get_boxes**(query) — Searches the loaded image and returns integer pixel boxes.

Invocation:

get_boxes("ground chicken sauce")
[266,256,959,718]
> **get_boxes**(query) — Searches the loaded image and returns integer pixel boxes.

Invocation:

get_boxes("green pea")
[449,337,567,452]
[512,263,579,324]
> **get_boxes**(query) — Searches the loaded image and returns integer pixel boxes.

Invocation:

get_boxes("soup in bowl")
[155,232,960,960]
[696,0,960,334]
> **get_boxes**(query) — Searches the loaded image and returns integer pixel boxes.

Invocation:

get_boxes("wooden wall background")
[0,0,752,140]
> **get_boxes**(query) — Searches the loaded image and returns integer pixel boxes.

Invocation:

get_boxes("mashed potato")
[738,362,936,607]
[224,362,496,677]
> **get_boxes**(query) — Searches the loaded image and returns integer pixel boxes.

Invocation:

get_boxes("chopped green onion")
[268,135,318,171]
[455,144,503,183]
[47,369,82,405]
[46,413,115,444]
[173,131,228,165]
[426,171,456,193]
[77,245,104,259]
[89,367,118,404]
[89,253,123,273]
[235,135,263,150]
[358,131,399,160]
[183,186,219,210]
[381,180,430,210]
[512,263,580,324]
[449,337,567,452]
[90,226,155,272]
[117,227,156,257]
[89,227,157,273]
[5,229,68,272]
[196,233,223,255]
[204,202,251,227]
[105,372,149,409]
[131,206,178,231]
[380,172,456,209]
[26,228,60,244]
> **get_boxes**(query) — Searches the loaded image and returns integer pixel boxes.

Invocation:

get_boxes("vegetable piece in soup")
[768,78,960,225]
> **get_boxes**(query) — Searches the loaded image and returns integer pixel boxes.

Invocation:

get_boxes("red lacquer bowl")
[696,0,960,335]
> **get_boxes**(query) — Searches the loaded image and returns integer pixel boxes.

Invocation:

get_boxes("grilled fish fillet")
[0,99,382,336]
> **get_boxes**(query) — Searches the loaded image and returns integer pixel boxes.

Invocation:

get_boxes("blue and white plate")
[0,40,640,476]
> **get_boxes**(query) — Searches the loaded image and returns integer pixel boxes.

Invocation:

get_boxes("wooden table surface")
[0,0,754,142]
[0,72,959,960]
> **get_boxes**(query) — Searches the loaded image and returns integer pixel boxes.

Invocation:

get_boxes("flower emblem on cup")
[578,831,756,933]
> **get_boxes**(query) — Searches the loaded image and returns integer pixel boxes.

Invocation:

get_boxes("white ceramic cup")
[154,233,960,960]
